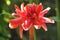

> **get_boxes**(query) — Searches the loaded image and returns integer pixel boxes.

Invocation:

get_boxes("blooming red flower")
[9,3,54,38]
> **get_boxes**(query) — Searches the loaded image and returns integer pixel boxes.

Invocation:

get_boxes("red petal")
[22,19,32,31]
[24,5,31,15]
[36,3,43,14]
[15,4,26,17]
[42,23,47,31]
[43,17,55,23]
[14,4,21,11]
[19,25,23,39]
[9,18,21,29]
[12,13,20,17]
[31,3,36,13]
[14,5,21,14]
[39,7,51,17]
[35,18,44,29]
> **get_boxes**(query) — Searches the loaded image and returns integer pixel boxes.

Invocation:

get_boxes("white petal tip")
[45,29,48,31]
[33,3,35,4]
[21,3,24,12]
[51,20,55,23]
[9,24,13,29]
[46,7,51,10]
[22,23,28,31]
[24,29,29,31]
[12,13,15,16]
[34,25,38,29]
[40,3,42,5]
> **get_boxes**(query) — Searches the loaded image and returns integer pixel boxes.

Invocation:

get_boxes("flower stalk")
[29,1,36,40]
[29,27,34,40]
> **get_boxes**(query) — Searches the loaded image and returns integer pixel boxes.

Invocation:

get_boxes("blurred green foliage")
[0,0,57,40]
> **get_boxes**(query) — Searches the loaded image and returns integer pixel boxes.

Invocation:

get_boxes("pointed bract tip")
[14,4,18,9]
[51,20,55,23]
[21,3,24,7]
[14,4,17,7]
[45,28,48,31]
[21,3,24,12]
[43,27,48,31]
[9,23,13,29]
[46,7,51,10]
[40,3,42,5]
[21,3,24,5]
[34,25,38,29]
[12,13,15,16]
[20,35,23,39]
[33,2,35,4]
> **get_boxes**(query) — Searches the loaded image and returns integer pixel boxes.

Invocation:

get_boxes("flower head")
[9,3,54,38]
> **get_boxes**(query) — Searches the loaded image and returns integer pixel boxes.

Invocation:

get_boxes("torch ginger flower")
[9,3,54,38]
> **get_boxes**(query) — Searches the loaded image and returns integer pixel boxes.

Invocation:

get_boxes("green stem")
[34,0,39,4]
[34,29,36,40]
[56,0,60,40]
[29,0,39,4]
[29,0,33,4]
